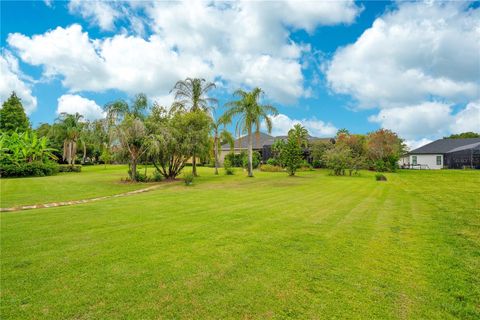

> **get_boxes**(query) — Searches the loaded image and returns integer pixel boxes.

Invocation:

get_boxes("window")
[412,156,417,165]
[436,155,442,166]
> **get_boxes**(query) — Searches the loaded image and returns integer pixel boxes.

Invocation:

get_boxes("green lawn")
[0,165,158,208]
[1,167,479,319]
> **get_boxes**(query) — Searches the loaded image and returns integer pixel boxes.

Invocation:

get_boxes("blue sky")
[1,1,479,149]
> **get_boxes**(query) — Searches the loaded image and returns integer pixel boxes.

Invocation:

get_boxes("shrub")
[224,159,234,175]
[242,151,261,169]
[225,152,245,167]
[266,158,279,166]
[151,170,163,182]
[298,160,313,171]
[183,172,194,185]
[0,161,59,177]
[259,164,283,172]
[312,159,323,168]
[375,173,387,181]
[58,165,82,172]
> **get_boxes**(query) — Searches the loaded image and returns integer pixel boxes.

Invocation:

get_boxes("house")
[219,132,333,165]
[399,138,480,169]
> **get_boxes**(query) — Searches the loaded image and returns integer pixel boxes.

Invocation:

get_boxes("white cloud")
[450,101,480,134]
[57,94,105,121]
[44,0,53,8]
[0,52,37,114]
[68,0,121,31]
[8,1,362,105]
[404,138,433,151]
[368,102,453,139]
[326,2,480,108]
[267,113,337,137]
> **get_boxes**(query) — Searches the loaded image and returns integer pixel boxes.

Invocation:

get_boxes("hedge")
[0,162,59,178]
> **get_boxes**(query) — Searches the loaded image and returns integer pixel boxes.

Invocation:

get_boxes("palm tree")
[55,113,84,166]
[170,78,218,113]
[211,117,234,175]
[288,123,309,148]
[171,78,217,176]
[223,88,278,177]
[104,93,149,126]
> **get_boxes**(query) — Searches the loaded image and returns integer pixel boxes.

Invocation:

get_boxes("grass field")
[1,167,479,319]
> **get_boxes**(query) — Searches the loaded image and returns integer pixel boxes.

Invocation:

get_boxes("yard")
[1,167,479,319]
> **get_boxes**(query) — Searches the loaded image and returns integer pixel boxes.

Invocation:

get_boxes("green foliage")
[183,172,194,185]
[151,170,164,182]
[259,164,283,172]
[0,131,57,165]
[323,144,352,176]
[312,159,322,168]
[366,129,402,172]
[0,161,58,177]
[0,92,30,132]
[445,132,480,139]
[225,152,245,167]
[58,165,82,173]
[242,151,261,169]
[223,159,234,175]
[282,138,303,176]
[222,87,278,177]
[375,173,387,181]
[266,158,279,166]
[310,140,333,168]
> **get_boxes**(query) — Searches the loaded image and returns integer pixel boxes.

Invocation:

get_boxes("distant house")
[399,138,480,169]
[219,132,333,165]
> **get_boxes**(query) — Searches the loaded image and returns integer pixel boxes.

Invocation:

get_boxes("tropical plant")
[0,131,57,165]
[104,93,149,125]
[211,117,234,175]
[0,92,30,132]
[288,124,309,148]
[170,78,217,113]
[115,116,151,182]
[54,113,84,166]
[222,88,278,177]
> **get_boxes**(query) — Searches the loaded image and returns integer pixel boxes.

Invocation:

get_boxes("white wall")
[409,154,444,169]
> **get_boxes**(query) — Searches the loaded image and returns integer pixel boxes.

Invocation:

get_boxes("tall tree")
[0,92,30,132]
[55,113,84,166]
[115,116,150,182]
[170,78,217,112]
[211,117,234,175]
[288,124,309,148]
[223,88,278,177]
[170,78,217,175]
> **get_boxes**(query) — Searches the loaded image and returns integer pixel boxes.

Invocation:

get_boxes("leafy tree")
[104,93,149,124]
[336,128,350,137]
[323,144,352,176]
[223,88,278,177]
[55,113,84,165]
[170,78,217,112]
[114,116,150,182]
[281,137,303,176]
[170,78,217,175]
[183,110,212,176]
[211,117,234,175]
[147,109,193,180]
[445,132,480,139]
[310,140,334,168]
[0,92,30,132]
[366,129,404,172]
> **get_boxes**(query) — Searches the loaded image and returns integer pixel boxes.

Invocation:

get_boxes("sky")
[1,0,479,149]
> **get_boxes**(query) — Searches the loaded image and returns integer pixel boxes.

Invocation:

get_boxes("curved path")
[1,184,163,212]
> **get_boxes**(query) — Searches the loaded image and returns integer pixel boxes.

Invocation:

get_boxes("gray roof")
[221,133,334,150]
[409,138,480,154]
[448,142,480,153]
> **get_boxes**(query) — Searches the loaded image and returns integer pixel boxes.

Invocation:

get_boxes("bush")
[0,161,59,177]
[151,170,163,182]
[312,159,323,168]
[266,158,279,166]
[298,160,313,171]
[58,165,82,172]
[224,159,235,175]
[183,172,194,185]
[259,164,284,172]
[225,152,245,167]
[375,173,387,181]
[241,151,261,169]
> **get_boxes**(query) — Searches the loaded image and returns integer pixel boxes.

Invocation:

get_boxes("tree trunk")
[131,158,137,182]
[214,136,219,175]
[82,142,87,164]
[192,151,197,177]
[248,127,253,177]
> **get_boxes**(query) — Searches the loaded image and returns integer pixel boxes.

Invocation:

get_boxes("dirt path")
[1,184,163,212]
